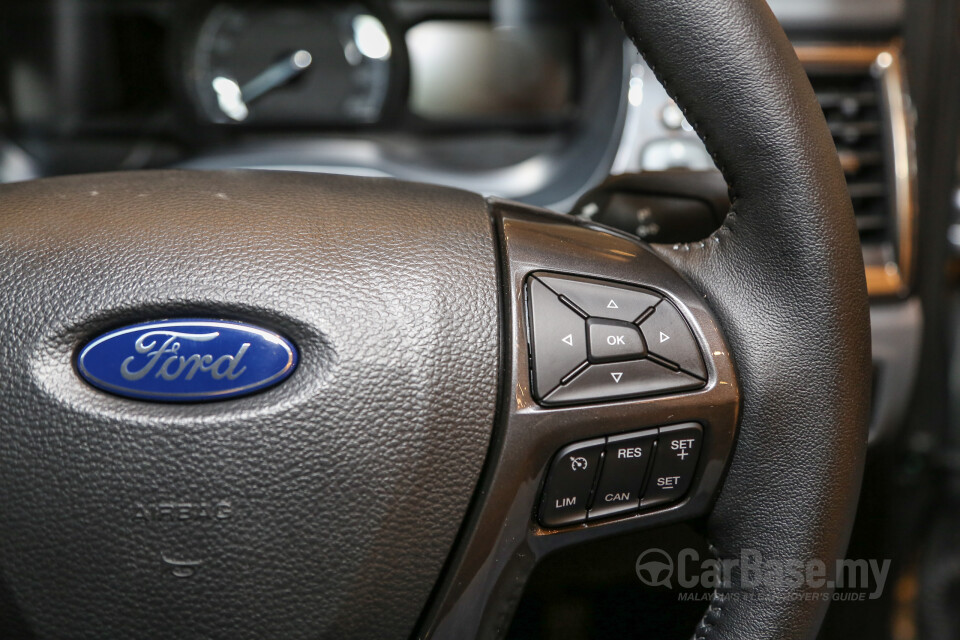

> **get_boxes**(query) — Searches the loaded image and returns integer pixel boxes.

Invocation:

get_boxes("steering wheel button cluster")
[588,432,655,520]
[538,439,605,528]
[539,424,703,528]
[527,278,589,398]
[640,300,707,379]
[641,424,703,509]
[587,318,647,362]
[536,273,660,322]
[527,273,707,405]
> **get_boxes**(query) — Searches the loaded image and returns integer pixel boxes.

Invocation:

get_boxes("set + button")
[641,423,703,508]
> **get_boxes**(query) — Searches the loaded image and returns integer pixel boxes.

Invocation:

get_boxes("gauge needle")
[242,49,313,104]
[212,50,313,122]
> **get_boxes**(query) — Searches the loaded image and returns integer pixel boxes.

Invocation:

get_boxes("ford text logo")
[77,319,297,402]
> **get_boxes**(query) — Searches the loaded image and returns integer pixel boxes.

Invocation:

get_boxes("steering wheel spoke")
[418,201,740,638]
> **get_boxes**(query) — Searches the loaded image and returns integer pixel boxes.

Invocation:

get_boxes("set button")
[526,272,707,406]
[641,424,703,508]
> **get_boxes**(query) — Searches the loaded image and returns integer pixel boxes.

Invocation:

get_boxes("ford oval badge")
[77,319,297,402]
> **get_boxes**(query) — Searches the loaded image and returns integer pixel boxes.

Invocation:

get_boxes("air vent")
[807,68,891,246]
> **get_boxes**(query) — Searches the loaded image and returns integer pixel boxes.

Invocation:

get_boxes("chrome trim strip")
[796,43,917,297]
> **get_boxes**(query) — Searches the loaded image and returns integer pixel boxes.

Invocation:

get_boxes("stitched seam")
[694,542,725,640]
[695,588,725,640]
[605,2,739,253]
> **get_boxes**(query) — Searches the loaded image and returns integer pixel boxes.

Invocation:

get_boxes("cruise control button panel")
[538,423,703,528]
[527,273,707,405]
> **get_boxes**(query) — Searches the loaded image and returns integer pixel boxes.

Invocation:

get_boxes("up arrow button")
[640,301,707,380]
[535,273,661,323]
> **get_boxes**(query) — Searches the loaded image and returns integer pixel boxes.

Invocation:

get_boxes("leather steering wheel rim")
[608,0,871,636]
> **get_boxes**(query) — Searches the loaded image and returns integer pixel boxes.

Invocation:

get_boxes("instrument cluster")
[185,1,581,130]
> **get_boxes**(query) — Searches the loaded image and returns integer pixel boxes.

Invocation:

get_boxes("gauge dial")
[191,3,393,125]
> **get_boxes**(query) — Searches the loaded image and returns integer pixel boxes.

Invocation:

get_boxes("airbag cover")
[0,170,500,639]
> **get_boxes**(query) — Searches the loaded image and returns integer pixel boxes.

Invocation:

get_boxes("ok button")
[587,318,647,363]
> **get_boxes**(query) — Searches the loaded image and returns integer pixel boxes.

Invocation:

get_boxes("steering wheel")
[0,0,870,638]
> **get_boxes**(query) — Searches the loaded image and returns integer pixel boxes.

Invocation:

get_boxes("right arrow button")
[640,300,707,379]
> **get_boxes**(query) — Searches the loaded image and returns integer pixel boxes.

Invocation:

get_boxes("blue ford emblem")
[77,319,297,402]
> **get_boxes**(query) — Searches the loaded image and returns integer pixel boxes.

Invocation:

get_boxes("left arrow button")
[528,277,588,400]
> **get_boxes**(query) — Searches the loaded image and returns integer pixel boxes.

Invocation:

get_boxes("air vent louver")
[808,69,892,246]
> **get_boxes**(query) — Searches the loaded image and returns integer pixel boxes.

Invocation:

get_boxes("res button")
[588,431,655,520]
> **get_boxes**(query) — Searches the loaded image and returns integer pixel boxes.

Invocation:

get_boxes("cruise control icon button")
[539,439,605,527]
